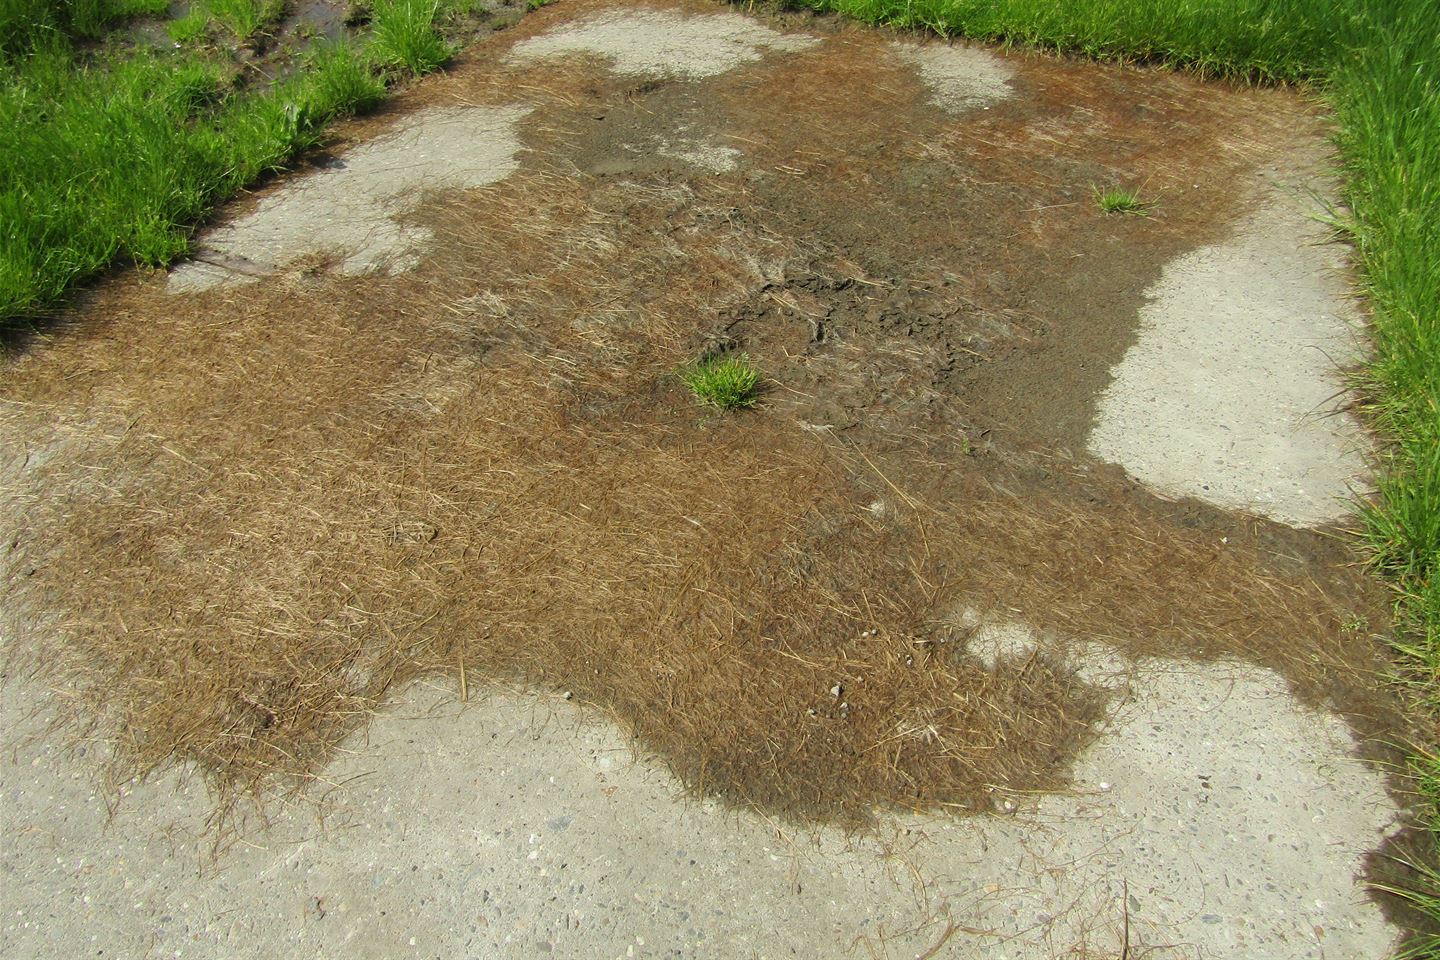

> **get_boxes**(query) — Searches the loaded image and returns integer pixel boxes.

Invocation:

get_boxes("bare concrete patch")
[168,105,530,293]
[508,7,819,79]
[1086,183,1371,527]
[983,648,1401,958]
[0,644,1400,959]
[964,613,1039,669]
[892,41,1015,112]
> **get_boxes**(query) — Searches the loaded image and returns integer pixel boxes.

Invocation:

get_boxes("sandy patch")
[1086,187,1371,527]
[168,105,530,293]
[508,7,819,79]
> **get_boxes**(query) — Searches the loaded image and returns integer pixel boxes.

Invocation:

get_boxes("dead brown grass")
[1,283,1107,824]
[0,5,1406,831]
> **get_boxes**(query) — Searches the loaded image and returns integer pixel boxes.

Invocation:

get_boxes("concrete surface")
[1086,187,1371,528]
[891,42,1015,112]
[507,7,818,79]
[167,105,531,293]
[0,636,1400,959]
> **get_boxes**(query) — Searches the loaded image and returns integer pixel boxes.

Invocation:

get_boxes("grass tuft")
[682,354,762,410]
[302,39,386,118]
[1093,184,1150,215]
[205,0,286,43]
[369,0,452,76]
[166,6,211,44]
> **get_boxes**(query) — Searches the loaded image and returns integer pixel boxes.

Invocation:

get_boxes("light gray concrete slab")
[1086,178,1371,528]
[1,639,1401,959]
[168,105,531,293]
[507,7,819,80]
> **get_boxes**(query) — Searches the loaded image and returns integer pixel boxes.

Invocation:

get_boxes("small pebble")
[830,683,842,698]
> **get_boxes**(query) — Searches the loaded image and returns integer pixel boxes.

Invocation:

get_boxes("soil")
[0,0,1425,955]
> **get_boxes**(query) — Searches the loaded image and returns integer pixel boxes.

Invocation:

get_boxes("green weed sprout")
[1094,184,1150,215]
[682,354,761,411]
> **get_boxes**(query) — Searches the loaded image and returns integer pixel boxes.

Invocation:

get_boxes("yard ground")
[0,1,1431,956]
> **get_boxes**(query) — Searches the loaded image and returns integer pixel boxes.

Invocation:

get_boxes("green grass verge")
[797,0,1360,81]
[0,36,389,316]
[0,0,168,56]
[0,0,462,322]
[1333,3,1440,683]
[784,0,1438,947]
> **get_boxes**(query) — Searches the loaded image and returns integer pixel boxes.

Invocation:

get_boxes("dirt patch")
[0,0,1411,867]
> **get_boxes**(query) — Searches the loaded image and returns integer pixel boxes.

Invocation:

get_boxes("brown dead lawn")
[0,0,1409,829]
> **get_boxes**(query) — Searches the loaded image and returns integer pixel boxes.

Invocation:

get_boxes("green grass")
[1374,849,1440,960]
[304,39,387,117]
[166,6,211,43]
[369,0,452,75]
[1333,16,1440,933]
[682,354,762,410]
[0,30,388,318]
[1094,184,1149,215]
[204,0,287,42]
[795,0,1358,81]
[1331,2,1440,686]
[790,0,1439,945]
[1,0,168,57]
